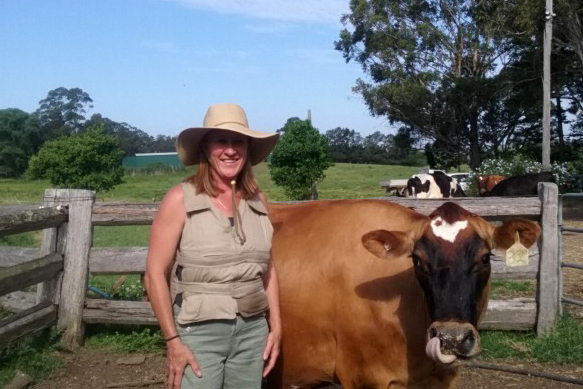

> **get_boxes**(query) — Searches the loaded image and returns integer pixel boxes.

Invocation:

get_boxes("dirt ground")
[29,348,583,388]
[24,200,583,388]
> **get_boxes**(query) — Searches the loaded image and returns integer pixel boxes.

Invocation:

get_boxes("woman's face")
[206,130,249,182]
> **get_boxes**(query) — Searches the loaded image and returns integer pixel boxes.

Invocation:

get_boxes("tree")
[325,127,363,162]
[336,0,528,169]
[84,114,155,156]
[362,131,388,163]
[553,0,583,72]
[269,119,332,200]
[0,109,42,177]
[27,125,124,192]
[149,134,177,153]
[277,117,302,134]
[36,87,93,140]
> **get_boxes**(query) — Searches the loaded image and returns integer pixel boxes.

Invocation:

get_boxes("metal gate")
[558,193,583,314]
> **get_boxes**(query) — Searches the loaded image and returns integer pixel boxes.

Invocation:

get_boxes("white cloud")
[164,0,349,26]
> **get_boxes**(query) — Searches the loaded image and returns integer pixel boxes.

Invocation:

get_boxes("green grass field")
[1,161,415,250]
[0,162,418,204]
[1,162,418,252]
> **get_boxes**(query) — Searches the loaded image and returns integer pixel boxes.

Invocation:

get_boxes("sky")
[0,0,392,138]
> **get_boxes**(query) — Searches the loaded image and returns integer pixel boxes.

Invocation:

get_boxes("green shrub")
[269,119,332,200]
[471,154,574,192]
[27,125,124,192]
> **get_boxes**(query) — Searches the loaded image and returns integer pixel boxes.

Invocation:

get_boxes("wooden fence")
[0,184,560,350]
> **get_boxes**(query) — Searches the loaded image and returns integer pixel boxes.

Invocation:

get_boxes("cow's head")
[474,175,488,194]
[361,202,540,365]
[475,175,505,196]
[406,176,431,198]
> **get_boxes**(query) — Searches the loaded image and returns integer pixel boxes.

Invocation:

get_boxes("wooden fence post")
[37,189,68,305]
[537,182,559,336]
[50,189,95,349]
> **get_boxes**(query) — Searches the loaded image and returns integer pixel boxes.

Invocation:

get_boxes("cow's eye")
[481,253,491,264]
[411,254,421,267]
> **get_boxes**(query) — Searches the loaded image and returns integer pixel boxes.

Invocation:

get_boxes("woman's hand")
[262,255,282,378]
[166,338,202,389]
[262,327,281,377]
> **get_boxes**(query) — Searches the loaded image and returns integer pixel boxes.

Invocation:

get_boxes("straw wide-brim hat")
[176,103,279,166]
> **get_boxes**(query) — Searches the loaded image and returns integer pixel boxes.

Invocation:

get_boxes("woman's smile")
[206,130,249,181]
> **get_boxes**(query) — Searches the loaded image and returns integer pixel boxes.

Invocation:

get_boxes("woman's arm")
[262,257,282,377]
[144,184,201,388]
[258,191,282,377]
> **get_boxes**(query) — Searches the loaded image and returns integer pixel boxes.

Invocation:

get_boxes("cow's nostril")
[460,330,475,354]
[429,327,438,338]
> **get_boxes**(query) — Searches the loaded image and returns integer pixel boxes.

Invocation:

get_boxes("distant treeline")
[324,127,426,166]
[1,87,427,178]
[0,87,178,177]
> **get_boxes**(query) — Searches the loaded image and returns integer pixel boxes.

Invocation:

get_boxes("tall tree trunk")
[312,182,319,200]
[468,112,482,170]
[555,95,564,149]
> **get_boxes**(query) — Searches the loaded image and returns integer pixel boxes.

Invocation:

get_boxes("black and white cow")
[487,172,555,197]
[406,171,466,198]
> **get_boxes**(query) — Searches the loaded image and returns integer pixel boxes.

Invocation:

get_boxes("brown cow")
[474,175,505,196]
[266,200,540,389]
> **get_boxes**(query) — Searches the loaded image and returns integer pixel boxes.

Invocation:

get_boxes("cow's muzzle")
[425,321,480,364]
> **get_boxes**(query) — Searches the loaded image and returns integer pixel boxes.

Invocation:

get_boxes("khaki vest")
[170,182,273,324]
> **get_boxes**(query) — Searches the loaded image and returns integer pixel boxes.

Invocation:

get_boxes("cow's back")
[488,172,554,196]
[267,200,454,388]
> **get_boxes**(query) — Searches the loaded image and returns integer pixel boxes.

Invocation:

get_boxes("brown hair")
[184,136,260,199]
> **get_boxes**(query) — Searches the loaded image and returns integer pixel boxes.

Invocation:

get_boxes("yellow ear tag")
[506,231,529,267]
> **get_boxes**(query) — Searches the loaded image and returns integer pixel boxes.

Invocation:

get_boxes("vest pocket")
[177,293,237,324]
[235,289,269,317]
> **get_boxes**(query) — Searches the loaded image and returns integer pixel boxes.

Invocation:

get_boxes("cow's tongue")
[425,337,457,364]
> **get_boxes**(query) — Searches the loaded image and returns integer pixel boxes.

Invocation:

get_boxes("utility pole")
[542,0,554,171]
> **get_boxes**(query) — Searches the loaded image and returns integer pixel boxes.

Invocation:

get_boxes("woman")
[144,103,281,389]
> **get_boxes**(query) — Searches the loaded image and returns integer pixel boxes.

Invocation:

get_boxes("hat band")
[212,120,248,128]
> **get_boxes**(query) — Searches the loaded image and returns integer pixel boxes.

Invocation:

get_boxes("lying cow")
[267,200,540,389]
[407,171,465,198]
[474,174,505,196]
[487,172,555,197]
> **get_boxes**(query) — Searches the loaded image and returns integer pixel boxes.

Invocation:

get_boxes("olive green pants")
[176,314,269,389]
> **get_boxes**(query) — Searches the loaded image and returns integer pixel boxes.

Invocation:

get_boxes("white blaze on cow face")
[430,216,468,243]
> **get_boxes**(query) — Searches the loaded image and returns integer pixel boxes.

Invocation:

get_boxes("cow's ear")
[492,219,541,250]
[362,230,413,260]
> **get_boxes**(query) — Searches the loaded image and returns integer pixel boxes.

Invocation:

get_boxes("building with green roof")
[122,152,183,171]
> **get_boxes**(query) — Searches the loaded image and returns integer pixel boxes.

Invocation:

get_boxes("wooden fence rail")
[0,183,560,349]
[0,205,68,238]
